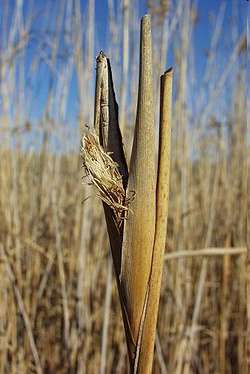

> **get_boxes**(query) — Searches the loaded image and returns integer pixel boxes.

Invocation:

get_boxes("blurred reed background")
[0,0,249,373]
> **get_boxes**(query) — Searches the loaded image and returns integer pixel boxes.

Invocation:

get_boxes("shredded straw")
[81,131,129,224]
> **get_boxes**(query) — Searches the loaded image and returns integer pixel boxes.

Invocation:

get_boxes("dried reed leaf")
[92,51,129,277]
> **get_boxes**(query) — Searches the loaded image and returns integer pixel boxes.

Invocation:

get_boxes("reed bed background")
[0,0,248,373]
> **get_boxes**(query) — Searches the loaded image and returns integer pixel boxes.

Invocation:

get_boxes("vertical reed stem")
[120,14,156,368]
[136,68,173,373]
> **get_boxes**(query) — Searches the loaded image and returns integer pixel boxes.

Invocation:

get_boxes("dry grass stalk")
[164,247,247,260]
[85,15,172,373]
[0,245,43,374]
[135,68,173,373]
[120,16,157,370]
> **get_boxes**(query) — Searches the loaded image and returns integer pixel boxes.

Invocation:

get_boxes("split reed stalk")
[82,15,173,373]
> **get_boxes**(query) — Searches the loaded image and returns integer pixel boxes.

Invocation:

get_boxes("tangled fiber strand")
[81,131,130,224]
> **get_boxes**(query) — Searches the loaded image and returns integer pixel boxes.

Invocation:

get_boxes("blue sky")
[0,0,248,149]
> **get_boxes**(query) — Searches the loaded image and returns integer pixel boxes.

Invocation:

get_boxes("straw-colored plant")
[81,15,173,373]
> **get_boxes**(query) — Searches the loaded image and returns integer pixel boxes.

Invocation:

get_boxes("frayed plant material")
[81,131,131,225]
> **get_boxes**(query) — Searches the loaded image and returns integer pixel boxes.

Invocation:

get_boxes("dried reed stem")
[84,16,172,373]
[136,68,173,373]
[164,247,247,260]
[120,15,156,369]
[0,245,43,374]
